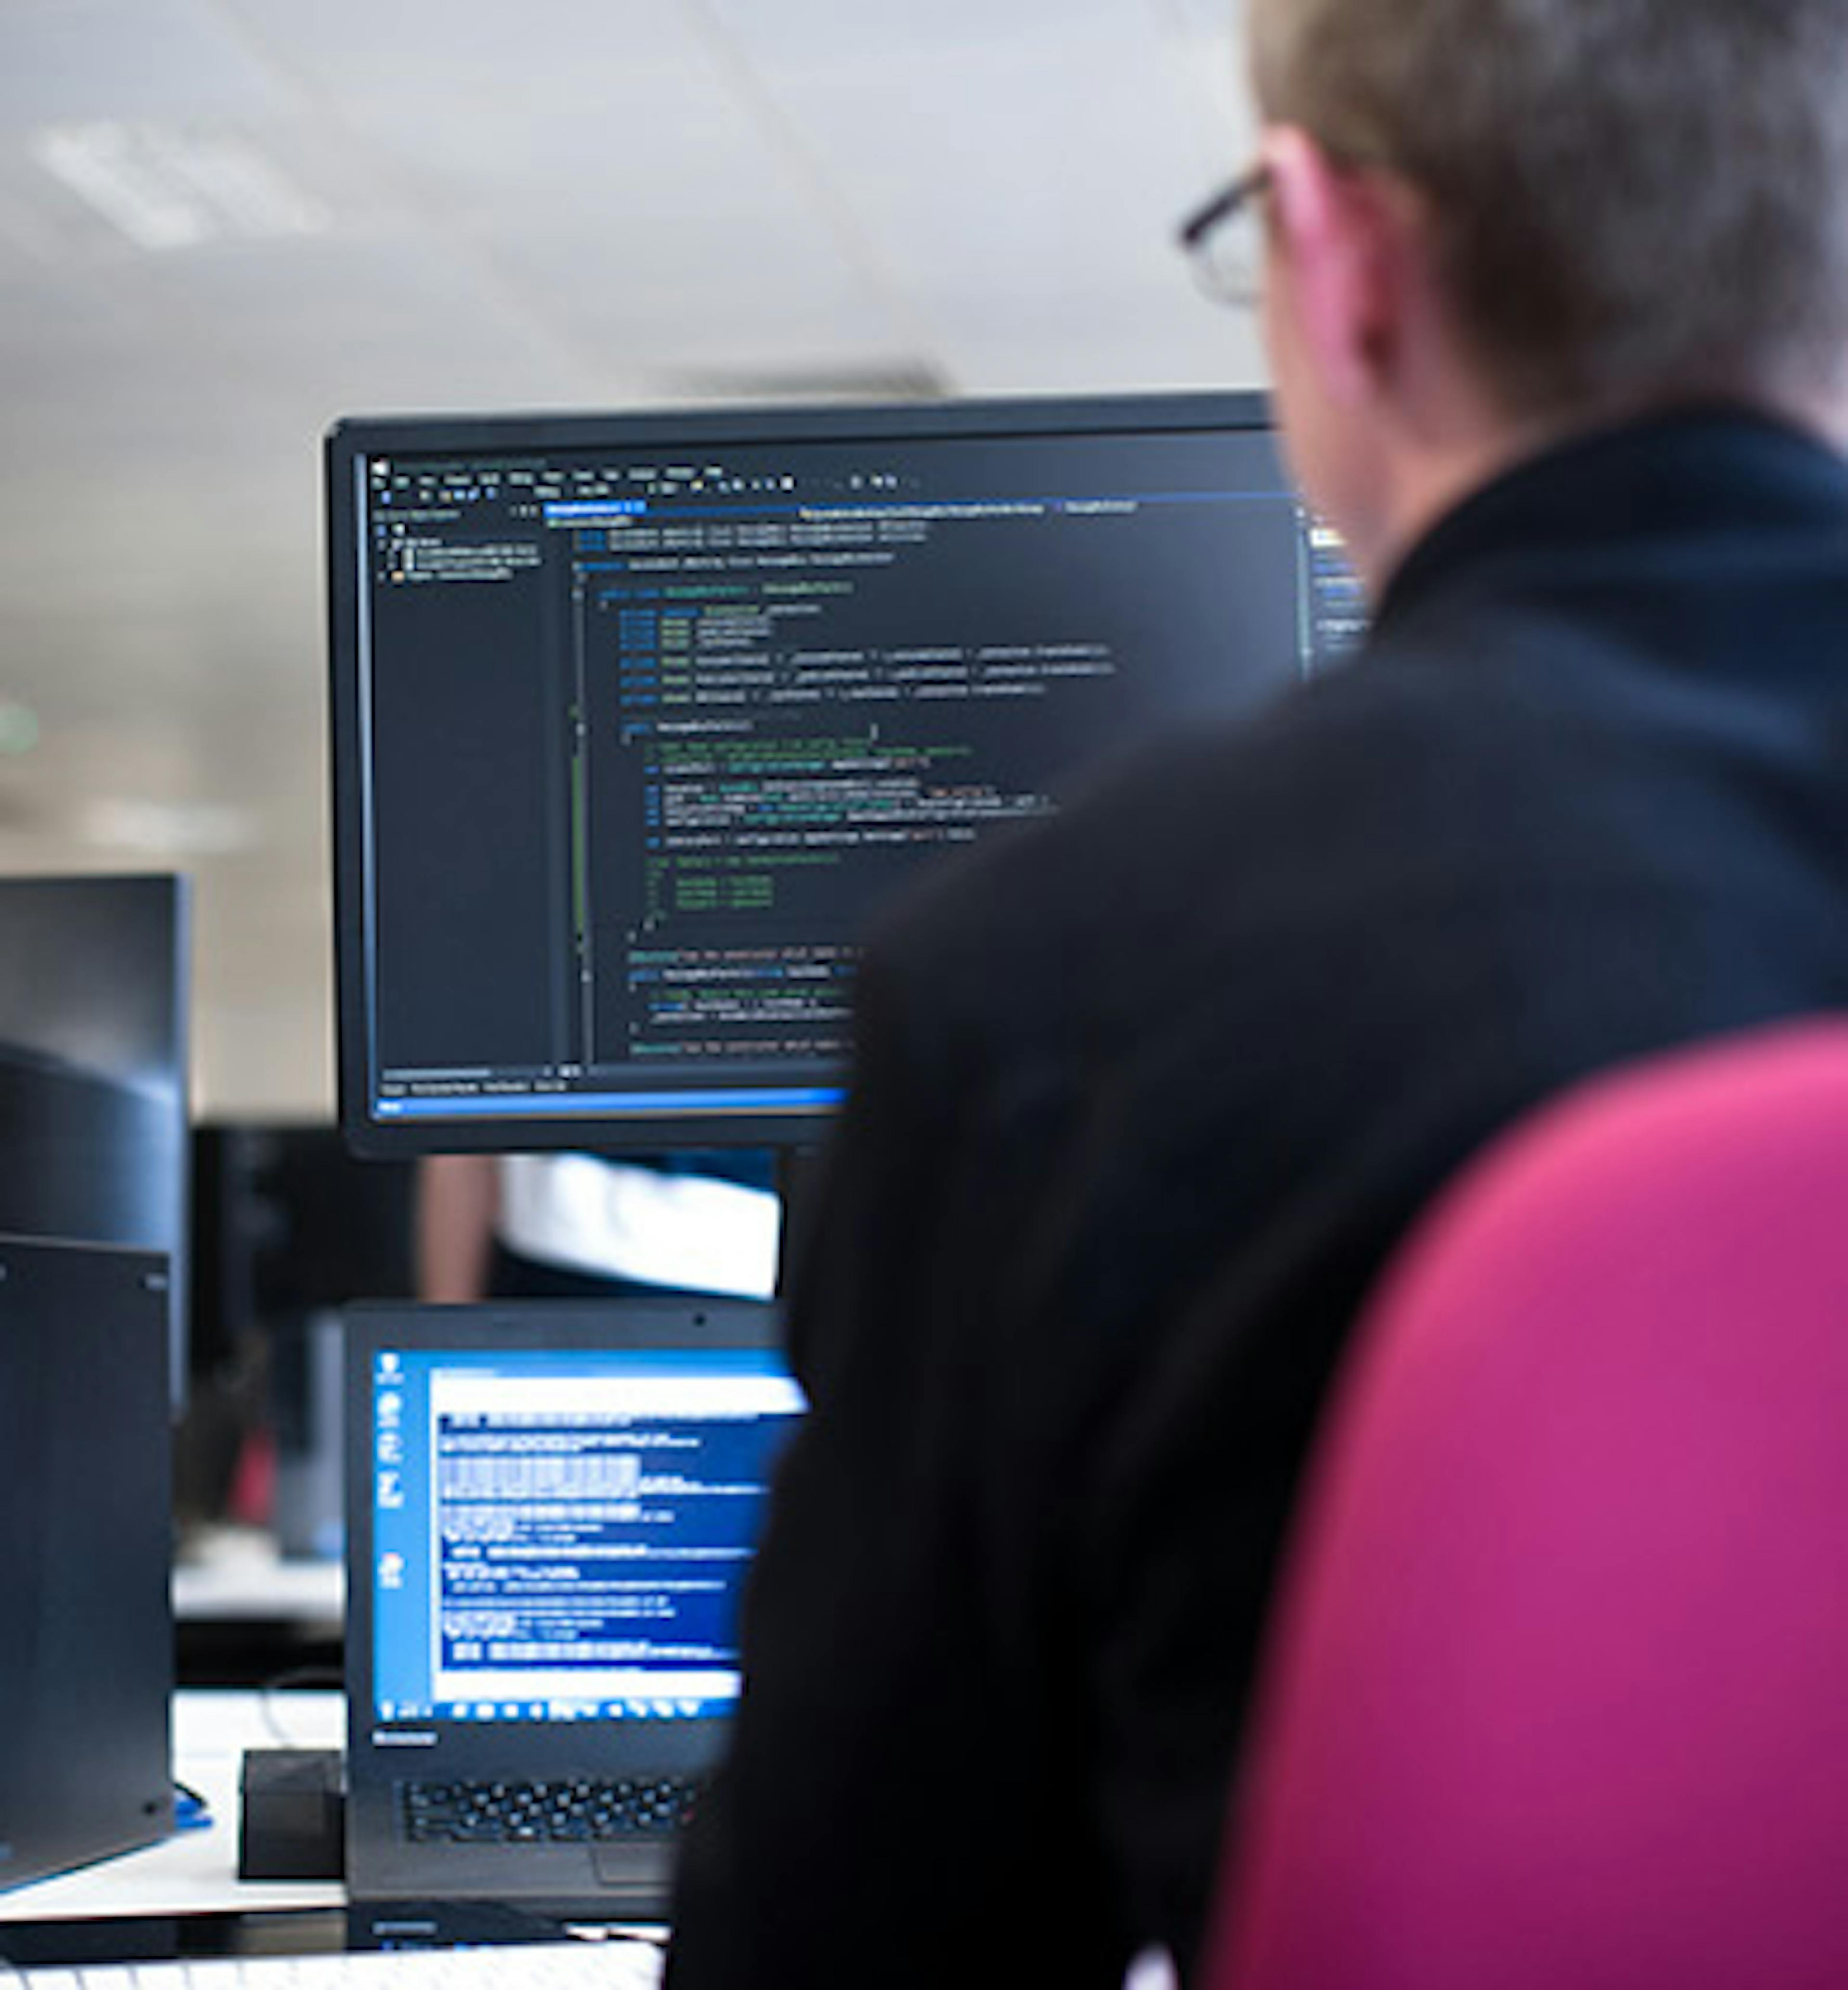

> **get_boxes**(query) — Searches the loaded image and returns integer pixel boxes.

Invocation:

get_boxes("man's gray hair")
[1249,0,1848,418]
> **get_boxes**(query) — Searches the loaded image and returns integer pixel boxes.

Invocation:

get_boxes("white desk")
[0,1693,1170,1990]
[0,1692,345,1924]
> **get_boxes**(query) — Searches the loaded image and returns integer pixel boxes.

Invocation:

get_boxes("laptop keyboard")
[398,1776,705,1844]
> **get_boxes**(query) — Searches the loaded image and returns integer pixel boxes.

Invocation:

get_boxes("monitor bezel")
[328,390,1278,1157]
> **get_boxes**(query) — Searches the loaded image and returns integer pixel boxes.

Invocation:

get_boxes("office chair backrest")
[1206,1018,1848,1990]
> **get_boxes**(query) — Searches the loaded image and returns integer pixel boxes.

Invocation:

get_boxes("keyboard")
[398,1775,703,1843]
[0,1937,662,1989]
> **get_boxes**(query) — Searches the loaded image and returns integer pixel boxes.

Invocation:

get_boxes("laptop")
[342,1298,801,1919]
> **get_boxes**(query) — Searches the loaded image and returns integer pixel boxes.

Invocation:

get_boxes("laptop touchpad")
[593,1845,672,1890]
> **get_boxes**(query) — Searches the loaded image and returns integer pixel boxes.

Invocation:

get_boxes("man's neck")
[1334,317,1564,595]
[1367,417,1555,591]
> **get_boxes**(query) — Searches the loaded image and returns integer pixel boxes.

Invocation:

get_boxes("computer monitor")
[190,1121,417,1377]
[0,873,191,1401]
[183,1122,418,1550]
[328,393,1357,1155]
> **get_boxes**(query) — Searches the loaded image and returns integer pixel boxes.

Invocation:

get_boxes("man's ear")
[1265,126,1405,409]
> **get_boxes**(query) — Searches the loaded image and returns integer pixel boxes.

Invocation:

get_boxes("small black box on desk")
[239,1748,346,1881]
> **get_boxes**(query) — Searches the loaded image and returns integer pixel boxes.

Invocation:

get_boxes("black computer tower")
[0,875,191,1410]
[0,1235,174,1890]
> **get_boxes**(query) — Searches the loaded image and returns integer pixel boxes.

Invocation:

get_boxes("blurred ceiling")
[0,0,1262,1117]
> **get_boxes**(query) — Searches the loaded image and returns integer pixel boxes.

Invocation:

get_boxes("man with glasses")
[669,4,1848,1985]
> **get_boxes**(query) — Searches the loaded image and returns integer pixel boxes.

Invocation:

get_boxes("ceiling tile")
[703,0,1149,68]
[722,18,1232,381]
[230,0,710,103]
[0,0,291,128]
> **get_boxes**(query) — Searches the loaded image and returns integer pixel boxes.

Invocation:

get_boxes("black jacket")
[667,410,1848,1989]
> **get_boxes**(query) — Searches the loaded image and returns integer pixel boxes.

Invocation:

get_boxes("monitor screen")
[328,393,1358,1153]
[365,1339,803,1727]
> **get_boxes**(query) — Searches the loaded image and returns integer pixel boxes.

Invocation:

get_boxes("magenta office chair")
[1206,1019,1848,1990]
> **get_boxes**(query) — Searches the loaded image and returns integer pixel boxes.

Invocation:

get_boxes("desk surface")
[0,1692,1178,1990]
[0,1691,345,1924]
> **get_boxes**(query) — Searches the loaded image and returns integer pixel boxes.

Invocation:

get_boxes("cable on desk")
[257,1664,344,1747]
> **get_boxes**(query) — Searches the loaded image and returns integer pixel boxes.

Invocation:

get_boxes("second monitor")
[328,392,1356,1154]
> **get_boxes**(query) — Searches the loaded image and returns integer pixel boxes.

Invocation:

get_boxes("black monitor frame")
[329,391,1312,1157]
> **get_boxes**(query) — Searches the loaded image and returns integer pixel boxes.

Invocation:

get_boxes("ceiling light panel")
[29,120,331,251]
[80,796,258,856]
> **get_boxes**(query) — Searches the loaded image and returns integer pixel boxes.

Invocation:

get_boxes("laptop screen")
[366,1341,803,1727]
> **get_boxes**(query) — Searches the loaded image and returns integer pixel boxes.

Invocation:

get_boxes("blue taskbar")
[372,1085,843,1122]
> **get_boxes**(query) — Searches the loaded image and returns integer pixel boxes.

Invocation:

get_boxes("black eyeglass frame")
[1177,162,1274,258]
[1176,162,1275,308]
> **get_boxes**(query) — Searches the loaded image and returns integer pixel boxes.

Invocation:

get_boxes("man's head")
[1244,0,1848,580]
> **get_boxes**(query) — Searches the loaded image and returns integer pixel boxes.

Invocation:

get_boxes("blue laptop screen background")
[370,1345,803,1724]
